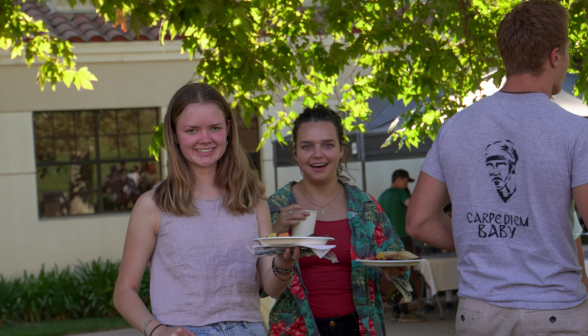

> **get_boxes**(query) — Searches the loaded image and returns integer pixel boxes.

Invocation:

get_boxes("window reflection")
[33,108,161,217]
[101,161,160,211]
[37,165,96,216]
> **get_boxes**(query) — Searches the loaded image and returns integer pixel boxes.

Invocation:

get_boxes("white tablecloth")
[414,256,460,297]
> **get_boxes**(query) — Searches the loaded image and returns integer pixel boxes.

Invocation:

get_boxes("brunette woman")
[113,83,299,336]
[266,105,408,336]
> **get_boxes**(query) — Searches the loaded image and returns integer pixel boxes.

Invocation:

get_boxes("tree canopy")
[3,0,588,154]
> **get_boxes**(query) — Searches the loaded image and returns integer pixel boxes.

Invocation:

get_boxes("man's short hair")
[497,0,569,77]
[392,169,415,183]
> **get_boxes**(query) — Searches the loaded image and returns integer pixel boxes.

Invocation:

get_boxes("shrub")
[0,259,150,323]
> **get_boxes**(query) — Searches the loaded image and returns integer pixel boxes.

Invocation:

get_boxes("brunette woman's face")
[175,103,230,172]
[293,121,344,183]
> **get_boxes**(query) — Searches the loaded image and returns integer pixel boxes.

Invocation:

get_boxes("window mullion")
[94,111,104,213]
[51,112,56,161]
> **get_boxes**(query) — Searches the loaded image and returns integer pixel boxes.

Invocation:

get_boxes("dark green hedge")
[0,258,150,323]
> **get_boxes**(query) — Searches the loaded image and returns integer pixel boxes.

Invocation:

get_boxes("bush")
[0,258,150,323]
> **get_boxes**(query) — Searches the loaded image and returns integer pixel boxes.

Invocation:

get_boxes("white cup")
[291,210,318,237]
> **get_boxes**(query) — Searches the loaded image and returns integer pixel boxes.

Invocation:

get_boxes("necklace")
[499,90,538,94]
[299,183,341,216]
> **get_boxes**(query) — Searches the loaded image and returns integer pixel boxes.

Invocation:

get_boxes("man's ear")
[549,47,561,68]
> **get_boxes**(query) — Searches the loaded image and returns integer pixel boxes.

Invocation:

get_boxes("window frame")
[33,107,162,217]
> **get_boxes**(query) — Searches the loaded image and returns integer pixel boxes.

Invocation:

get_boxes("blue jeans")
[179,321,266,336]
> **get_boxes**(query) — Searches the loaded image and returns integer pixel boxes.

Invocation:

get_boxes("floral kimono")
[266,181,408,336]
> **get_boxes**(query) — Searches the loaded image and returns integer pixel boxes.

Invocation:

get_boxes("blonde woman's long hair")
[154,83,265,216]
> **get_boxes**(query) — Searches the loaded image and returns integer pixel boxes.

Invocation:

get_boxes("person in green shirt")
[378,169,424,323]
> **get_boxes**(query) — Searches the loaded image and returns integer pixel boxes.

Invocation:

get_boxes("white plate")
[355,259,425,267]
[254,236,334,246]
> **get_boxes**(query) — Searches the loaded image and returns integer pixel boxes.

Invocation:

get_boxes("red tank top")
[298,218,355,318]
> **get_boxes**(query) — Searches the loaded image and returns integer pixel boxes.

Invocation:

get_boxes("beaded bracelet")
[272,257,295,281]
[142,317,156,336]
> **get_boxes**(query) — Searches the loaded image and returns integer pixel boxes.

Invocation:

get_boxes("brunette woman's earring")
[226,140,228,145]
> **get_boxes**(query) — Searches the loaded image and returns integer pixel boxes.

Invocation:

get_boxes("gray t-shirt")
[421,92,588,310]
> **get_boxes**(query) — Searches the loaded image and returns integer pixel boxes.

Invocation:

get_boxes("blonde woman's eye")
[212,127,220,131]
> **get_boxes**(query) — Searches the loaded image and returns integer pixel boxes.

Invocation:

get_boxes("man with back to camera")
[406,1,588,335]
[378,169,425,323]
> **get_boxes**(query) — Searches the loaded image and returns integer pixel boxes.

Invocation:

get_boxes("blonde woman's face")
[293,121,343,184]
[175,103,230,173]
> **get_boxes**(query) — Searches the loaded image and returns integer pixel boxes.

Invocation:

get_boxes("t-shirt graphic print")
[485,140,517,203]
[421,92,588,310]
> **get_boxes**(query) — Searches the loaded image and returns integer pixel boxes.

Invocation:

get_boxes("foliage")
[4,0,588,149]
[0,317,130,336]
[0,0,97,91]
[149,123,165,160]
[0,258,150,323]
[93,0,588,151]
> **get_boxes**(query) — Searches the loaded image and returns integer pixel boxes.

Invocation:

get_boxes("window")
[237,115,261,178]
[33,108,161,217]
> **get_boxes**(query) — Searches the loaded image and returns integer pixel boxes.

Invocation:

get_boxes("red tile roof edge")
[20,0,176,43]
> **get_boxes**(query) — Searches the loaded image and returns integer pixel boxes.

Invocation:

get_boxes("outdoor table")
[413,254,460,320]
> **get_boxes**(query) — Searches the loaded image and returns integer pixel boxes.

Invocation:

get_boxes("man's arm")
[573,184,588,291]
[405,171,455,251]
[575,237,588,291]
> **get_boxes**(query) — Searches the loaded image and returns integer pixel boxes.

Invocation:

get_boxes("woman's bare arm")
[113,191,195,336]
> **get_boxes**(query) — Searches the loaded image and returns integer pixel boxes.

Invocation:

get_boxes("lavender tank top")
[150,197,262,326]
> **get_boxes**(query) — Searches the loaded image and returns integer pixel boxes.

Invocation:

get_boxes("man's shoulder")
[438,93,588,137]
[379,188,406,199]
[379,188,397,197]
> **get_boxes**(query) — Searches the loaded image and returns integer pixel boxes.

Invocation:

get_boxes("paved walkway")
[66,312,455,336]
[67,303,456,336]
[68,329,141,336]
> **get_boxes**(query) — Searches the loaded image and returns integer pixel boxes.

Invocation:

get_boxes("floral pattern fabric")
[266,181,407,336]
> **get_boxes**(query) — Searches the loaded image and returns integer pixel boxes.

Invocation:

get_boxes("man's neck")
[500,73,553,98]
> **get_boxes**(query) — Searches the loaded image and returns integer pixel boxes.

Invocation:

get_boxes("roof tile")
[20,0,170,43]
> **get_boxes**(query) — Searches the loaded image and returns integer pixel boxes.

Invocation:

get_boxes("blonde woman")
[113,83,299,336]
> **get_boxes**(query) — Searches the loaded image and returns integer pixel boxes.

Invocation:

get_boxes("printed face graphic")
[486,160,510,190]
[485,140,518,203]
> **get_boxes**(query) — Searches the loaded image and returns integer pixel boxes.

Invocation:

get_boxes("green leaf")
[149,123,165,161]
[5,0,586,152]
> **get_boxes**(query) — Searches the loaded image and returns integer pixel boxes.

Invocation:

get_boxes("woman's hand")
[274,247,301,270]
[153,326,197,336]
[274,204,310,234]
[381,266,409,282]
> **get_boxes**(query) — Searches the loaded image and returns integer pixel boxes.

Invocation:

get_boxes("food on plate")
[266,232,290,238]
[375,250,420,261]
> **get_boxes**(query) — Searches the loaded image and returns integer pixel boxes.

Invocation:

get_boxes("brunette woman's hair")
[289,104,351,183]
[154,82,265,216]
